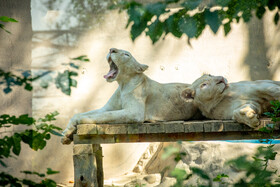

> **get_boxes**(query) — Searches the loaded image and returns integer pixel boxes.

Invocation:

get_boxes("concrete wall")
[1,0,280,185]
[0,0,34,179]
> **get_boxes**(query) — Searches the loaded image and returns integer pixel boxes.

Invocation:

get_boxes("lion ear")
[136,63,149,73]
[181,88,195,102]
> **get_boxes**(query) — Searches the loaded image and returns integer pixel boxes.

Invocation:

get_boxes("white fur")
[61,48,199,144]
[182,74,280,128]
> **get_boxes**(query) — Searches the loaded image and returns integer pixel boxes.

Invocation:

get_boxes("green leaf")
[216,0,231,7]
[12,134,21,156]
[146,19,163,44]
[24,83,32,91]
[71,55,90,62]
[162,146,179,160]
[267,0,277,11]
[0,16,18,22]
[164,14,183,38]
[69,62,80,69]
[0,23,11,33]
[50,130,63,137]
[71,79,77,87]
[0,160,7,167]
[191,167,210,180]
[130,22,147,41]
[146,2,166,16]
[258,127,272,133]
[126,3,145,27]
[45,134,51,140]
[21,171,46,178]
[242,9,252,22]
[205,9,220,34]
[181,0,202,10]
[17,114,35,125]
[41,179,57,187]
[224,22,231,36]
[165,0,180,4]
[4,87,12,93]
[274,12,279,25]
[171,168,187,180]
[179,16,197,38]
[213,173,229,182]
[46,168,60,175]
[256,6,266,19]
[194,13,206,38]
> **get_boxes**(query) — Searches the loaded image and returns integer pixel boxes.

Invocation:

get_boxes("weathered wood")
[77,124,97,135]
[93,145,103,187]
[184,121,204,132]
[72,119,280,186]
[73,144,99,187]
[73,131,279,144]
[127,123,147,134]
[165,121,185,133]
[74,119,280,145]
[146,123,165,133]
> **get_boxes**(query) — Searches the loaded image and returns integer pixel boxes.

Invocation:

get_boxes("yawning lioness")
[61,48,199,144]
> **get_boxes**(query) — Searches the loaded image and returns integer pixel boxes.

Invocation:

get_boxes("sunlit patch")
[43,10,60,25]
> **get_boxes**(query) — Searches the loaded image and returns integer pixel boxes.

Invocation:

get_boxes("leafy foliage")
[0,169,58,187]
[264,100,280,123]
[0,16,18,34]
[113,0,280,44]
[0,55,90,95]
[0,111,61,167]
[162,100,280,186]
[226,145,279,186]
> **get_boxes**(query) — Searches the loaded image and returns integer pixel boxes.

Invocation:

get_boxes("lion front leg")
[61,114,80,144]
[233,104,260,128]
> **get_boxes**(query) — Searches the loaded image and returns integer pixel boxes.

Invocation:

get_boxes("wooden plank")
[74,134,116,144]
[127,123,147,134]
[203,120,224,132]
[73,131,279,144]
[74,119,280,144]
[77,124,97,135]
[73,144,98,187]
[94,145,104,187]
[184,121,204,132]
[146,123,165,133]
[95,124,128,135]
[223,121,245,131]
[165,121,185,133]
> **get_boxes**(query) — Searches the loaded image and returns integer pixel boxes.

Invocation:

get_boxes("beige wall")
[0,0,33,180]
[1,0,280,184]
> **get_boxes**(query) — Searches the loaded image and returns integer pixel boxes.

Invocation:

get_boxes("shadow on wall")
[242,15,280,81]
[242,16,271,80]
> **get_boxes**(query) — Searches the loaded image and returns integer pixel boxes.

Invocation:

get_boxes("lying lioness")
[181,74,280,128]
[61,48,199,144]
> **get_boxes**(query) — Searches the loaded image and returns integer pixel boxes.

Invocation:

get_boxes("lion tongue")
[104,69,117,79]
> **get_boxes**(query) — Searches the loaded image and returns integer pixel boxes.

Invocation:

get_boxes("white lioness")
[61,48,199,144]
[181,74,280,128]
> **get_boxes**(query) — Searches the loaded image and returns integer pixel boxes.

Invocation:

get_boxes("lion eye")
[201,83,207,88]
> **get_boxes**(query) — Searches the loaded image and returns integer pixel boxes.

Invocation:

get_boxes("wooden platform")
[74,119,280,144]
[72,119,280,187]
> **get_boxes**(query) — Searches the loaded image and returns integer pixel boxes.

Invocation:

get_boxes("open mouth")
[104,57,119,80]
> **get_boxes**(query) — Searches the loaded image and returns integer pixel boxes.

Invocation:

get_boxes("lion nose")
[110,48,118,53]
[216,76,226,84]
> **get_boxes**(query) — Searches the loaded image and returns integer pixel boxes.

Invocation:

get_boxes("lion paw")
[61,136,72,145]
[233,106,260,128]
